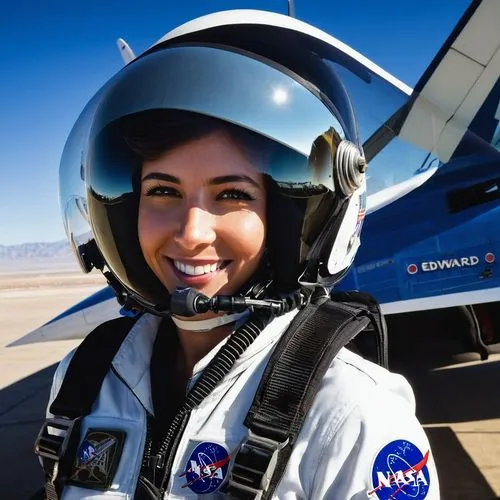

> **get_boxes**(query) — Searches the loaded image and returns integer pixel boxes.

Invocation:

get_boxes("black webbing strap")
[49,316,139,417]
[331,290,389,369]
[34,315,139,500]
[227,295,382,499]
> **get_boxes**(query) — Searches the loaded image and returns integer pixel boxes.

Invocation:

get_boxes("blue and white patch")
[69,429,125,490]
[179,442,230,494]
[368,440,430,499]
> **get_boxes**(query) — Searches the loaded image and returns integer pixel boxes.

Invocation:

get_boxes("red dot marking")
[485,252,495,264]
[407,264,418,274]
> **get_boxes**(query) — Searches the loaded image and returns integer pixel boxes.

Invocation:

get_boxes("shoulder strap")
[35,315,139,500]
[227,293,387,500]
[49,315,139,417]
[330,290,389,369]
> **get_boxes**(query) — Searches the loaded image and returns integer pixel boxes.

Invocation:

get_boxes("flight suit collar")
[111,309,298,414]
[112,313,161,415]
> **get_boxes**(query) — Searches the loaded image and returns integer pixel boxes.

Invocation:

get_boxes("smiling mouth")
[170,259,230,277]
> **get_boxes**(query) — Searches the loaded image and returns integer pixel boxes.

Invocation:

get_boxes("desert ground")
[0,270,499,499]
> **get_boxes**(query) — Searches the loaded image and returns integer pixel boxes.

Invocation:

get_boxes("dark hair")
[122,109,273,170]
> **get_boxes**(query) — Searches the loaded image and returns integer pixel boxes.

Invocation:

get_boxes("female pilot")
[38,9,439,500]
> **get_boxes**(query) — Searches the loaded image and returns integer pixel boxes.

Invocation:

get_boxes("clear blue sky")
[0,0,471,245]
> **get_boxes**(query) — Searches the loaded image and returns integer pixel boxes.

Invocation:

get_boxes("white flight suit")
[45,310,440,499]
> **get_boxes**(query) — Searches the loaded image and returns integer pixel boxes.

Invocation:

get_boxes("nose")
[174,205,217,251]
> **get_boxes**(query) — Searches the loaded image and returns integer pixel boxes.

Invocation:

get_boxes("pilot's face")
[138,130,267,301]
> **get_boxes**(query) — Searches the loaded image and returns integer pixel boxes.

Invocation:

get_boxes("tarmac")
[0,280,499,499]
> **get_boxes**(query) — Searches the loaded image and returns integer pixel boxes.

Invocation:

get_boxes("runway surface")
[0,273,498,499]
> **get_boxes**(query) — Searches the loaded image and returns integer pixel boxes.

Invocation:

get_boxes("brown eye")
[217,188,255,201]
[144,185,181,197]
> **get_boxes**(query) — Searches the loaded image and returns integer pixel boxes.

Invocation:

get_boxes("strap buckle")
[34,417,80,463]
[227,431,289,500]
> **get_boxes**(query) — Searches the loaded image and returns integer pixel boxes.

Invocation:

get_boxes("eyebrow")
[142,172,180,184]
[141,172,262,189]
[209,175,261,189]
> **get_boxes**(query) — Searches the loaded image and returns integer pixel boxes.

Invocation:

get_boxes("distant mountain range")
[0,240,79,273]
[0,240,72,260]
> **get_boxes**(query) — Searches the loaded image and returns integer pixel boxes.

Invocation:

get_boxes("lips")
[173,260,221,276]
[169,258,230,278]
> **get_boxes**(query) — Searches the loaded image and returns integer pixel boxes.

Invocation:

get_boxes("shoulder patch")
[179,441,230,494]
[68,429,125,490]
[367,439,430,499]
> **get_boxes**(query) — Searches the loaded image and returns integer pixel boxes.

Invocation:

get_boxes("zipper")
[157,412,191,495]
[137,310,270,498]
[139,389,193,497]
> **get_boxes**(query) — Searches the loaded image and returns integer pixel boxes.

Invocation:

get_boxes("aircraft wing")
[398,0,500,164]
[363,0,500,208]
[8,287,122,346]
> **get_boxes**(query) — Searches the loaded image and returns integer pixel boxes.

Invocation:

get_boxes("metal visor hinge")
[227,431,290,500]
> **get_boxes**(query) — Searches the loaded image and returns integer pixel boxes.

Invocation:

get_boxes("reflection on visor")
[86,44,349,200]
[59,84,116,272]
[91,45,348,157]
[64,195,93,272]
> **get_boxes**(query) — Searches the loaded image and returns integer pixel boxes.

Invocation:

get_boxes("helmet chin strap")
[170,310,250,333]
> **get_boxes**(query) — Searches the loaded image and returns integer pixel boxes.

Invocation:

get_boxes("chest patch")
[69,428,125,490]
[179,441,231,494]
[368,439,430,499]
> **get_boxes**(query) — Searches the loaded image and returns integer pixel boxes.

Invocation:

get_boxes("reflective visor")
[87,44,348,198]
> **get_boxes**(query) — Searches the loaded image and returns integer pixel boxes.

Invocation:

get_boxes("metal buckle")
[228,431,289,499]
[145,452,166,470]
[34,417,80,462]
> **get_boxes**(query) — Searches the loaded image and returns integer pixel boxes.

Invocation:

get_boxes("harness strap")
[330,290,389,369]
[227,293,385,499]
[34,316,139,500]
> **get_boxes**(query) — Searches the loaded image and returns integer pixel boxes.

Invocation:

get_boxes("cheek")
[224,210,266,258]
[137,209,151,260]
[138,204,164,261]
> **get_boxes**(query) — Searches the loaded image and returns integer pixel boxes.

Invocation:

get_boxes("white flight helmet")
[60,10,367,313]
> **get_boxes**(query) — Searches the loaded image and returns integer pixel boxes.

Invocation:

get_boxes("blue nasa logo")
[179,442,230,494]
[368,440,430,499]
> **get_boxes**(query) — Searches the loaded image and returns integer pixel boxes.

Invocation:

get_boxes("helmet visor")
[86,44,354,201]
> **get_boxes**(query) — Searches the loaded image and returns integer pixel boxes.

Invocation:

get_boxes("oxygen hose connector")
[169,287,314,318]
[170,287,248,316]
[336,140,367,196]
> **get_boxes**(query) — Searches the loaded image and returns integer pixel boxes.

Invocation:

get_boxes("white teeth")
[173,260,224,276]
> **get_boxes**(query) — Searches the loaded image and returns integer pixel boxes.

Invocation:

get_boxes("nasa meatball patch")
[68,429,125,490]
[367,440,430,499]
[179,441,231,494]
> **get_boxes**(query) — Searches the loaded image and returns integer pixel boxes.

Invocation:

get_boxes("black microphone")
[170,287,286,317]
